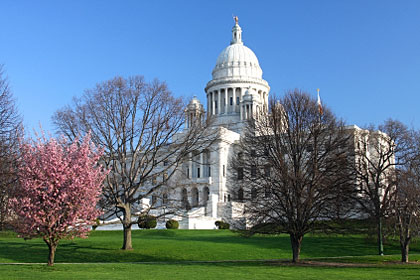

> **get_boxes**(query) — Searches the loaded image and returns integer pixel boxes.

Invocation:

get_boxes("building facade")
[166,19,271,229]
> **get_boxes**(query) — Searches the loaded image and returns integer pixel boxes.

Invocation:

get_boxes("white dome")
[212,44,263,80]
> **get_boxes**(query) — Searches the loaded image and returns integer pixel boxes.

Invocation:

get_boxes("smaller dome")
[186,96,203,111]
[242,88,260,102]
[189,95,200,105]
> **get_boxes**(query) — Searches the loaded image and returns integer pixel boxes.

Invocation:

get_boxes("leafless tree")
[353,119,414,256]
[231,90,355,262]
[53,76,214,249]
[0,65,22,230]
[389,131,420,263]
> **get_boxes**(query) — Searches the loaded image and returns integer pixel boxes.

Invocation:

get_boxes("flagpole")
[317,88,322,124]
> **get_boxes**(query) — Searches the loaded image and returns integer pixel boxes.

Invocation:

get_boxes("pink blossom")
[10,133,108,265]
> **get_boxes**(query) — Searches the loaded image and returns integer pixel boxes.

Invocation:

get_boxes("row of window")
[185,165,226,179]
[237,166,271,180]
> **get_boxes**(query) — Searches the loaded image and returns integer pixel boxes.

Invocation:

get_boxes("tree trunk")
[377,216,384,256]
[122,207,133,250]
[401,242,409,263]
[290,234,303,263]
[44,239,57,266]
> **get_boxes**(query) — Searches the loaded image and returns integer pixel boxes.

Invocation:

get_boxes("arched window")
[203,186,209,203]
[162,193,168,205]
[238,188,244,201]
[181,188,189,210]
[192,187,199,207]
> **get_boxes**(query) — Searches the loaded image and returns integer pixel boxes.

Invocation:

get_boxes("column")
[232,88,236,114]
[224,88,228,114]
[188,153,192,179]
[218,90,221,115]
[211,91,216,115]
[200,152,203,177]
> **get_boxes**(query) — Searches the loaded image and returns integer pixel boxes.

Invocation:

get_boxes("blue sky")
[1,0,419,134]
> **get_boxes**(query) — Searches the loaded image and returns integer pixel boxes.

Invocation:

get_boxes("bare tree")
[53,76,213,250]
[389,131,420,263]
[231,90,354,262]
[353,119,413,255]
[0,65,22,230]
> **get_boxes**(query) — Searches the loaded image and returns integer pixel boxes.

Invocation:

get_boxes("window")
[265,166,271,177]
[227,194,231,202]
[264,148,269,156]
[251,166,256,177]
[236,96,239,105]
[307,144,313,152]
[163,160,169,166]
[152,195,157,205]
[197,167,201,178]
[203,187,209,203]
[264,187,270,198]
[192,187,199,207]
[223,165,225,177]
[251,187,257,200]
[162,193,168,205]
[186,168,189,178]
[182,188,189,210]
[230,97,233,106]
[238,168,243,180]
[208,166,211,177]
[238,188,244,201]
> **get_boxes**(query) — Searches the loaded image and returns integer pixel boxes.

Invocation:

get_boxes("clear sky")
[1,0,419,134]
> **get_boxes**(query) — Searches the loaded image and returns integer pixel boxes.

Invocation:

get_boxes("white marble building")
[168,19,270,229]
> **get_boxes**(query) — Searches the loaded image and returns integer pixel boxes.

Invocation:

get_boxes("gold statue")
[233,15,238,24]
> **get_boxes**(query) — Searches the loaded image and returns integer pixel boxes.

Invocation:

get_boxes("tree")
[390,131,420,263]
[10,133,107,266]
[232,90,354,262]
[53,76,213,250]
[353,119,413,255]
[0,65,22,230]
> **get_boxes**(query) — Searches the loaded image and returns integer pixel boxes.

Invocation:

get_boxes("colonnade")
[206,87,268,118]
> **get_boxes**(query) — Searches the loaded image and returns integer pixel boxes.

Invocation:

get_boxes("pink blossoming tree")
[10,133,107,266]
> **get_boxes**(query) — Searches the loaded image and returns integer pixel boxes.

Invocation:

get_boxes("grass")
[0,230,419,279]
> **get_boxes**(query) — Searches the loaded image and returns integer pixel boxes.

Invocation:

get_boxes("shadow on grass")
[0,230,419,264]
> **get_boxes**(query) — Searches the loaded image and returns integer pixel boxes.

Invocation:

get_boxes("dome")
[210,21,263,80]
[212,44,263,80]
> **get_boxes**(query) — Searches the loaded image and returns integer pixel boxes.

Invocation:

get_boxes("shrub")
[137,215,157,229]
[165,219,179,229]
[92,218,101,230]
[215,220,230,229]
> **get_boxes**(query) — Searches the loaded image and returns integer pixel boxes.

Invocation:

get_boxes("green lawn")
[1,230,419,279]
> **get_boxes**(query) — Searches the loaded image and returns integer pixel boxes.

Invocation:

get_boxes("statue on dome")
[233,15,238,24]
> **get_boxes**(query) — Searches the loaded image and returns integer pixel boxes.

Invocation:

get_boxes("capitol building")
[166,18,272,229]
